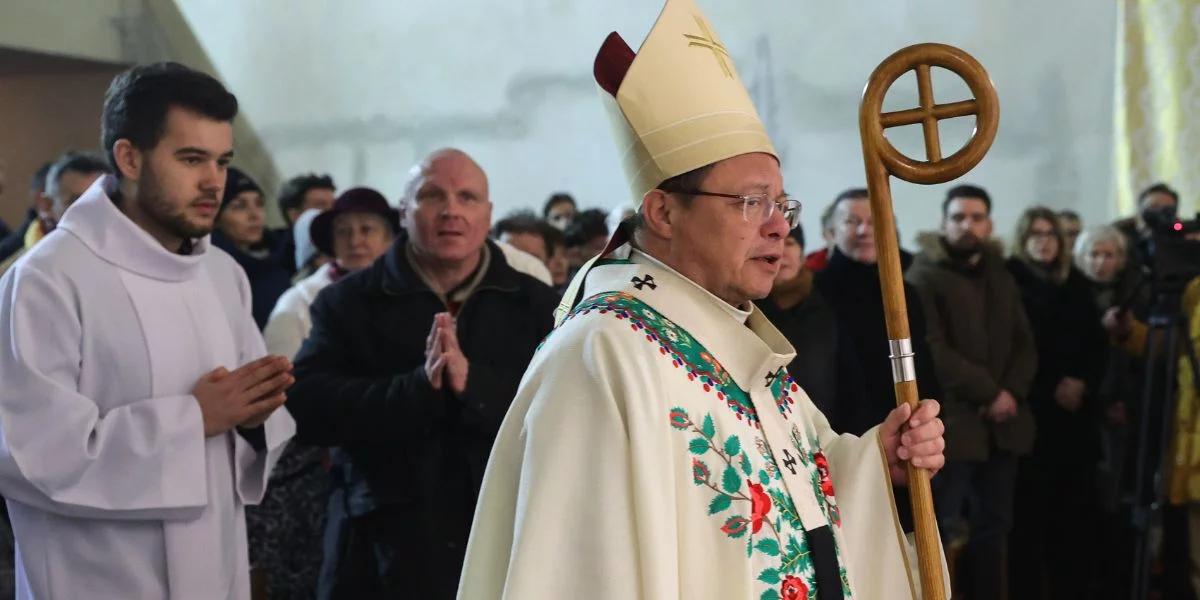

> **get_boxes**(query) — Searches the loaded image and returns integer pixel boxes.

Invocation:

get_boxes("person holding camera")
[1114,182,1181,274]
[1105,271,1200,597]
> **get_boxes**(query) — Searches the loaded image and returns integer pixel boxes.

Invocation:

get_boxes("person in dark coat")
[287,149,558,599]
[756,224,840,417]
[812,188,941,436]
[906,185,1038,600]
[1004,207,1108,600]
[211,167,294,329]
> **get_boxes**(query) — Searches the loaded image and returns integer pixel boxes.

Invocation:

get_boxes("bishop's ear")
[111,139,143,181]
[639,188,675,241]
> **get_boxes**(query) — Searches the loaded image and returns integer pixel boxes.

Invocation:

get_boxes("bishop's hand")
[880,399,945,486]
[193,355,293,437]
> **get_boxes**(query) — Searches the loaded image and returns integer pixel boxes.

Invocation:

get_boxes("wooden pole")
[858,43,999,600]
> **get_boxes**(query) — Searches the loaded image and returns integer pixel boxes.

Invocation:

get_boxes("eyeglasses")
[670,190,802,229]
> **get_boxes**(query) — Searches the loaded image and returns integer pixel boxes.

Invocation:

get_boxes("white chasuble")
[0,178,294,600]
[459,244,946,599]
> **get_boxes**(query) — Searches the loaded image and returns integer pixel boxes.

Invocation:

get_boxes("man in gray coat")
[906,184,1037,600]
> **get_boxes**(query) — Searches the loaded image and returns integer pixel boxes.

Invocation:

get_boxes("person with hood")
[906,184,1037,600]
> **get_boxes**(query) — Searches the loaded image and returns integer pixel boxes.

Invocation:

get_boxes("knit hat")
[220,167,263,215]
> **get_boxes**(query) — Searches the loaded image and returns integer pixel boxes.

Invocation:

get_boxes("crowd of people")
[0,58,1197,600]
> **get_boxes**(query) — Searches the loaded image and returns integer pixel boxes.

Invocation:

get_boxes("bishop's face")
[667,152,789,306]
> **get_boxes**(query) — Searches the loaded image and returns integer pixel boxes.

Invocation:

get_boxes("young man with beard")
[906,184,1037,600]
[0,62,295,599]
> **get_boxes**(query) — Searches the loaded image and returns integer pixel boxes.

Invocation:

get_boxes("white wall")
[177,0,1118,248]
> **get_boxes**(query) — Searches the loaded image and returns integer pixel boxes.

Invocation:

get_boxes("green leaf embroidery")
[755,538,781,557]
[779,535,809,575]
[720,515,750,538]
[708,493,732,515]
[701,414,716,439]
[722,465,741,494]
[724,434,742,457]
[760,590,781,600]
[759,469,771,485]
[770,488,802,530]
[740,452,753,476]
[689,437,710,455]
[758,567,781,585]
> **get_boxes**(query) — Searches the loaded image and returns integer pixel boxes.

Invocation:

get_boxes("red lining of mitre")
[594,32,636,97]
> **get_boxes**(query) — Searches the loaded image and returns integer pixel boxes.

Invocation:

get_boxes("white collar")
[631,249,752,324]
[578,242,795,392]
[56,176,210,282]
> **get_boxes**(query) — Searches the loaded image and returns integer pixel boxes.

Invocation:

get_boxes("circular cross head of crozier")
[859,43,999,186]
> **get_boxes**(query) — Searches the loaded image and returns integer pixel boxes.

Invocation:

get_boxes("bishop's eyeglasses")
[669,190,802,229]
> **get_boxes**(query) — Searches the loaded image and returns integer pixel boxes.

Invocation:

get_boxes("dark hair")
[630,163,716,232]
[1058,209,1081,222]
[278,173,336,224]
[788,223,806,249]
[101,62,238,178]
[1137,182,1179,207]
[29,161,54,194]
[543,192,577,218]
[565,208,610,248]
[539,221,566,253]
[656,164,715,201]
[943,184,992,216]
[492,210,545,238]
[46,152,111,197]
[52,152,110,178]
[830,187,869,213]
[1013,206,1071,280]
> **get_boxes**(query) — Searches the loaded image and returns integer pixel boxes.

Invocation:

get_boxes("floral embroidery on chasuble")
[560,248,854,599]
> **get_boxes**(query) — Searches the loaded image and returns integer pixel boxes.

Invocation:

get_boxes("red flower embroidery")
[748,480,772,534]
[780,575,808,600]
[669,408,691,430]
[692,458,711,485]
[814,452,835,498]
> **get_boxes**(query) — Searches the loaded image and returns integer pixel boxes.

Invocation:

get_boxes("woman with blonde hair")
[1006,206,1109,598]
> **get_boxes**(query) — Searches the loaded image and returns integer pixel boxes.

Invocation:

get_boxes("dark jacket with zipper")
[288,238,558,599]
[906,233,1038,461]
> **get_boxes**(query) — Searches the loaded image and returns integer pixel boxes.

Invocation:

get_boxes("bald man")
[287,149,559,599]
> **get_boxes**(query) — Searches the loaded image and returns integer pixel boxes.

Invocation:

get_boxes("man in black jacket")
[813,188,940,437]
[288,148,559,599]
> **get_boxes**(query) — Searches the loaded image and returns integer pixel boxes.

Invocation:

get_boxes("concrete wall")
[176,0,1119,248]
[0,0,281,226]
